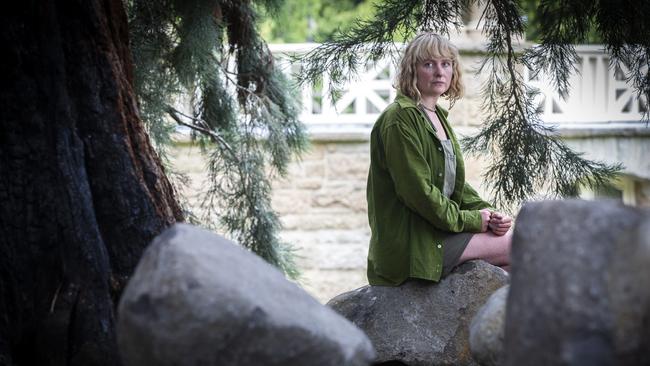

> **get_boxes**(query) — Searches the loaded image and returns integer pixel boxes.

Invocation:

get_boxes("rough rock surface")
[327,260,509,366]
[117,223,376,366]
[469,285,508,366]
[504,200,650,366]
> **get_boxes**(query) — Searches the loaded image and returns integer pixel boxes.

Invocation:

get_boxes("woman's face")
[415,58,453,99]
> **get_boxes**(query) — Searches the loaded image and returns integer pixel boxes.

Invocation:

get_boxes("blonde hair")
[396,32,464,106]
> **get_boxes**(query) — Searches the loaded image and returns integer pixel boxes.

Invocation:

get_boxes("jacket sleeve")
[460,182,493,210]
[382,116,483,233]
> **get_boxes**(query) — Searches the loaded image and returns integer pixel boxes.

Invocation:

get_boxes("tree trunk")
[0,1,183,365]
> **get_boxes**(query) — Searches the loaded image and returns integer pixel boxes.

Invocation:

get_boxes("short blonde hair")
[396,32,464,106]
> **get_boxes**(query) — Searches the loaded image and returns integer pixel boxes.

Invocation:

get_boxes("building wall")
[563,131,650,207]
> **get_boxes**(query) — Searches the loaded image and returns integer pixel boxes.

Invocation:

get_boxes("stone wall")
[271,141,370,303]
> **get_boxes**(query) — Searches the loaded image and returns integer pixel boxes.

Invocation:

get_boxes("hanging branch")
[166,106,236,158]
[128,0,308,278]
[295,0,453,100]
[298,0,639,211]
[462,0,621,209]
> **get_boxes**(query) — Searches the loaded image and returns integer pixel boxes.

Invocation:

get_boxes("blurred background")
[170,0,650,303]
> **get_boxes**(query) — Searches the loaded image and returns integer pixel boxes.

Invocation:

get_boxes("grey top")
[440,139,456,197]
[419,105,457,198]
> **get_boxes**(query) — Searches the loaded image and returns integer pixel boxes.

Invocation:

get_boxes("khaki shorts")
[441,232,474,277]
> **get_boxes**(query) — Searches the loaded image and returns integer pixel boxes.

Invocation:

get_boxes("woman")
[366,32,512,286]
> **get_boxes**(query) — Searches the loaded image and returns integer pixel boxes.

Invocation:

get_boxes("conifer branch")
[127,0,307,279]
[298,0,640,211]
[165,106,236,158]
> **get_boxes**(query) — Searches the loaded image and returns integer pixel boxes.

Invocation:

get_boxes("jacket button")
[438,147,442,151]
[438,173,443,177]
[437,244,442,249]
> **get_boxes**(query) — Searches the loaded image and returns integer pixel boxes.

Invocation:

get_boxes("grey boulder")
[117,223,376,366]
[469,285,508,366]
[504,199,650,366]
[328,260,509,366]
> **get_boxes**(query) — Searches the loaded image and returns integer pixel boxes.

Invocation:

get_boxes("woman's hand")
[489,212,512,236]
[479,209,492,232]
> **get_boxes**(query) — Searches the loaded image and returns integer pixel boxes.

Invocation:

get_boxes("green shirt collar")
[394,91,449,118]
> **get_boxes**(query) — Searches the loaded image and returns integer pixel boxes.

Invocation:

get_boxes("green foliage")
[128,0,308,278]
[523,0,650,117]
[521,0,602,43]
[298,0,647,209]
[298,0,444,95]
[258,0,378,43]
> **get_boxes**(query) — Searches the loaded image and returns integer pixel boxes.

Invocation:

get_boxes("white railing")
[270,43,647,129]
[526,45,647,124]
[272,43,396,130]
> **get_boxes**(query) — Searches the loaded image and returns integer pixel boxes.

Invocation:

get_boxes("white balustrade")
[270,43,647,130]
[525,45,647,124]
[271,43,396,130]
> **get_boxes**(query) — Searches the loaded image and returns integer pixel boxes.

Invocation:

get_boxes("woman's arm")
[460,182,493,210]
[461,182,512,235]
[382,119,484,233]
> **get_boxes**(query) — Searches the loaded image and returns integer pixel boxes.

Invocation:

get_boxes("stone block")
[271,189,313,214]
[280,213,369,231]
[295,178,323,189]
[326,154,370,180]
[328,261,509,366]
[312,185,367,212]
[470,285,508,366]
[294,242,369,270]
[298,269,369,304]
[504,200,650,366]
[117,224,376,366]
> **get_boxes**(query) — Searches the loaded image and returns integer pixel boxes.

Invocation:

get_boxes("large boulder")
[504,200,650,366]
[469,285,508,366]
[117,223,376,366]
[327,260,509,366]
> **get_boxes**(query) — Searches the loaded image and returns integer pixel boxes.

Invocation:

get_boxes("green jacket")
[366,93,492,286]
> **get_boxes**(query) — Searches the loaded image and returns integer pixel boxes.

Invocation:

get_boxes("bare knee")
[498,230,513,263]
[460,230,512,266]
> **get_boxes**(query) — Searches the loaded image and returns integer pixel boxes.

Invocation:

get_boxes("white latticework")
[272,44,647,129]
[525,46,647,124]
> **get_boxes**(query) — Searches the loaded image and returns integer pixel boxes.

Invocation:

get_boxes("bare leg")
[459,230,512,268]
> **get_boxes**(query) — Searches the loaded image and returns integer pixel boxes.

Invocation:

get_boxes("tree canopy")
[298,0,648,208]
[258,0,379,43]
[258,0,599,44]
